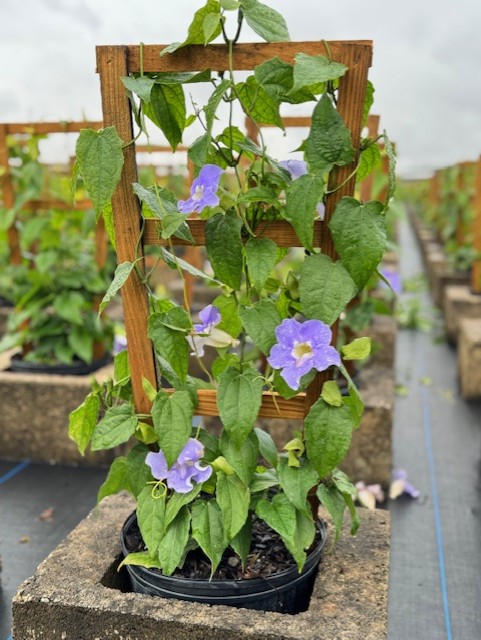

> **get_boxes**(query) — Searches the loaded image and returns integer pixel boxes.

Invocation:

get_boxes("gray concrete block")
[364,314,397,368]
[0,350,118,466]
[13,493,389,640]
[443,285,481,343]
[458,318,481,400]
[431,269,470,309]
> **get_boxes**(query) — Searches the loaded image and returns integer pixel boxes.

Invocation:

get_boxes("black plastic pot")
[121,511,326,614]
[9,352,112,376]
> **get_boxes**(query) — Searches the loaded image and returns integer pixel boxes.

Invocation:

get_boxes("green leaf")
[114,350,130,384]
[160,0,222,54]
[341,337,371,361]
[329,197,386,289]
[332,469,357,496]
[99,261,135,313]
[230,518,252,568]
[255,493,297,552]
[339,363,364,427]
[153,70,212,85]
[277,457,318,516]
[217,367,263,446]
[244,237,277,291]
[362,80,375,127]
[254,427,279,468]
[160,247,222,287]
[212,294,242,338]
[52,291,84,325]
[240,0,290,42]
[97,456,129,503]
[91,404,138,451]
[191,500,228,576]
[284,173,324,250]
[148,313,189,384]
[236,76,284,128]
[212,353,241,378]
[143,83,186,150]
[142,376,157,402]
[304,94,355,173]
[254,57,294,101]
[68,326,94,364]
[239,299,281,355]
[321,380,343,407]
[158,506,191,575]
[317,483,346,545]
[299,253,357,325]
[290,510,316,571]
[126,443,152,498]
[151,390,194,466]
[136,486,166,556]
[216,472,250,540]
[250,468,279,492]
[165,484,202,529]
[119,551,162,570]
[220,431,259,486]
[75,127,124,217]
[205,214,243,289]
[357,143,381,183]
[291,53,348,94]
[68,392,100,455]
[133,182,179,219]
[304,398,355,478]
[121,75,155,102]
[203,12,221,44]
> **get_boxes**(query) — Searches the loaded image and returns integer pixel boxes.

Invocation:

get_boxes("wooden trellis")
[0,120,106,266]
[96,41,373,417]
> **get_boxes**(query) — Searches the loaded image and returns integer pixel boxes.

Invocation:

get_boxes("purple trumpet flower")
[380,268,402,295]
[355,481,385,510]
[267,318,341,391]
[389,468,420,500]
[193,304,221,334]
[145,438,212,494]
[187,304,239,357]
[178,164,224,214]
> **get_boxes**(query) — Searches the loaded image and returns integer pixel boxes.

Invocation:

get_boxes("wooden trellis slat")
[472,156,481,293]
[97,41,372,418]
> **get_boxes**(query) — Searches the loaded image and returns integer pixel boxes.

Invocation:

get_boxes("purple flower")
[178,164,224,214]
[145,438,212,494]
[187,304,239,357]
[113,334,127,355]
[193,304,221,333]
[280,159,308,180]
[380,269,402,295]
[267,318,341,390]
[355,481,385,510]
[389,468,420,500]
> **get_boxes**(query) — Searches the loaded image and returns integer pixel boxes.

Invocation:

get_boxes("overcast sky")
[1,0,480,178]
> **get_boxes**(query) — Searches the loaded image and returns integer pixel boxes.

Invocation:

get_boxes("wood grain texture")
[472,156,481,292]
[4,121,103,134]
[21,198,94,211]
[0,123,21,264]
[97,45,158,414]
[143,218,327,247]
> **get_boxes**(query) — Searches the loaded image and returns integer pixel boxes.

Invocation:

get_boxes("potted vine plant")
[69,0,394,614]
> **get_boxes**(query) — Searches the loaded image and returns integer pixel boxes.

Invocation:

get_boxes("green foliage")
[68,2,394,580]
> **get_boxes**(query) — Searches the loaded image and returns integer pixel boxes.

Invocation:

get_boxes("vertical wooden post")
[305,43,372,414]
[0,124,22,265]
[97,45,157,415]
[472,156,481,293]
[359,114,380,202]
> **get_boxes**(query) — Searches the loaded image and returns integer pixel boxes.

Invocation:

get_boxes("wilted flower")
[146,438,212,494]
[389,468,420,499]
[380,268,402,295]
[187,304,239,357]
[267,318,341,390]
[355,481,385,510]
[280,159,325,220]
[178,164,224,214]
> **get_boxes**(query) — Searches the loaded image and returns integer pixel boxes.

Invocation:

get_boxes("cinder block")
[458,318,481,400]
[432,269,470,309]
[13,493,389,640]
[0,305,10,336]
[0,350,118,466]
[425,250,446,298]
[257,362,394,490]
[364,314,397,368]
[443,285,481,343]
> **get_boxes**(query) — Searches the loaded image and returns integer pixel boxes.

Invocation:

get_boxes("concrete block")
[364,314,397,368]
[0,350,118,466]
[431,269,470,309]
[257,362,394,490]
[458,318,481,400]
[425,249,446,297]
[443,285,481,343]
[13,493,389,640]
[0,305,10,336]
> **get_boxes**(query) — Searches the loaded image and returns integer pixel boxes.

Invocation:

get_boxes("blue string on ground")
[0,460,31,486]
